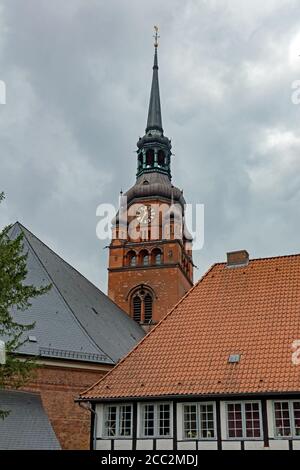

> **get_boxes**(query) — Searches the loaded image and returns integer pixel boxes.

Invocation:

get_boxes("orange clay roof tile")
[80,254,300,400]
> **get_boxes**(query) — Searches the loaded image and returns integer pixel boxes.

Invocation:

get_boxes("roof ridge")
[15,222,114,363]
[213,251,300,267]
[79,262,217,398]
[248,252,300,262]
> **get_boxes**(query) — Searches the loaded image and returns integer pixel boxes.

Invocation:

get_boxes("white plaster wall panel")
[177,441,197,450]
[198,441,218,450]
[136,439,153,450]
[266,401,274,438]
[156,439,173,450]
[96,440,111,450]
[244,441,265,450]
[96,404,104,439]
[220,402,227,440]
[114,440,132,450]
[222,441,241,450]
[268,440,289,450]
[176,403,183,441]
[292,440,300,450]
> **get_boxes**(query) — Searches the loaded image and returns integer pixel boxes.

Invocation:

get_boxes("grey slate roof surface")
[6,222,144,364]
[0,390,61,449]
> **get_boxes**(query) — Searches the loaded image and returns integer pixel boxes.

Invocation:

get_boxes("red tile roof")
[80,254,300,400]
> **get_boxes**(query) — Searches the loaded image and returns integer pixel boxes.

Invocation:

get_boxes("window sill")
[225,437,263,441]
[182,438,217,442]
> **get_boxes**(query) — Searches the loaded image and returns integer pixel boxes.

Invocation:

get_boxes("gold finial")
[153,25,160,47]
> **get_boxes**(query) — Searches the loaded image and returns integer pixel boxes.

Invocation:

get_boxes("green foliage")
[0,192,51,418]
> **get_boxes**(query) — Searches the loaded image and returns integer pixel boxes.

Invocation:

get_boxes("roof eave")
[77,389,300,403]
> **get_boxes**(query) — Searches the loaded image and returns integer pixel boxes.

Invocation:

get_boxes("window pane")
[104,406,117,437]
[245,403,261,438]
[143,404,155,437]
[159,404,170,437]
[155,253,162,265]
[227,403,243,438]
[293,402,300,437]
[274,402,291,437]
[183,405,197,439]
[200,404,215,438]
[119,405,132,437]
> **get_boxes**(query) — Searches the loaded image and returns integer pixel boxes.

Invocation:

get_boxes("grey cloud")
[0,0,300,292]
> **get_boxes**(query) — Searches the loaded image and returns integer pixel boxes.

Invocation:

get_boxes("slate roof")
[80,253,300,400]
[6,222,144,365]
[0,390,61,449]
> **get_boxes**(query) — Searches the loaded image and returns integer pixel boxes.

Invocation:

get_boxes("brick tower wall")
[108,265,191,323]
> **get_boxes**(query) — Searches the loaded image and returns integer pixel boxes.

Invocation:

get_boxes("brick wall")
[22,363,111,450]
[108,265,192,323]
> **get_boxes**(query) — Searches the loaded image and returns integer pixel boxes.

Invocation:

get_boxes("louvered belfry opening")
[144,294,153,323]
[133,295,142,322]
[131,288,153,324]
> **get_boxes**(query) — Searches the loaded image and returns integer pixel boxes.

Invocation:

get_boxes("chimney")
[226,250,249,268]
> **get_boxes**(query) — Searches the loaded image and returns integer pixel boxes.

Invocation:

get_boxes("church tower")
[108,28,193,329]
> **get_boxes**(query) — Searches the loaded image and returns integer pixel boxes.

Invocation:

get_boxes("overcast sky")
[1,0,300,291]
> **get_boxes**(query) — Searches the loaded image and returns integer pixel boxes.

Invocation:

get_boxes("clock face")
[136,205,155,225]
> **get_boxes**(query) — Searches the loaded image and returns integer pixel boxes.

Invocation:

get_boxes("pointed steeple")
[136,27,172,180]
[146,28,163,134]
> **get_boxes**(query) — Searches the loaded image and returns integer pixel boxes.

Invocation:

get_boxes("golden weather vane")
[153,25,160,47]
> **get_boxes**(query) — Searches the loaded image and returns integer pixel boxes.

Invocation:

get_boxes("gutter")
[78,401,97,450]
[76,390,300,404]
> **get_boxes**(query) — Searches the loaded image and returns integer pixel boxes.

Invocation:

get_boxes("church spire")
[146,26,163,134]
[136,26,172,180]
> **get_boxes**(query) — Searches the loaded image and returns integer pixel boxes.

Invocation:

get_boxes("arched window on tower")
[157,150,165,167]
[146,149,154,167]
[130,287,154,324]
[152,248,162,265]
[140,250,149,266]
[127,250,137,267]
[132,295,142,322]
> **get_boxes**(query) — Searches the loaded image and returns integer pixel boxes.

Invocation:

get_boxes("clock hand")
[141,211,148,223]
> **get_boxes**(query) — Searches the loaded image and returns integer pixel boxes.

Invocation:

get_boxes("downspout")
[79,401,97,450]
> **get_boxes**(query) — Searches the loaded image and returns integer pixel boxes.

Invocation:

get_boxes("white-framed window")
[140,402,172,438]
[103,404,132,438]
[226,401,262,439]
[273,400,300,438]
[182,402,216,440]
